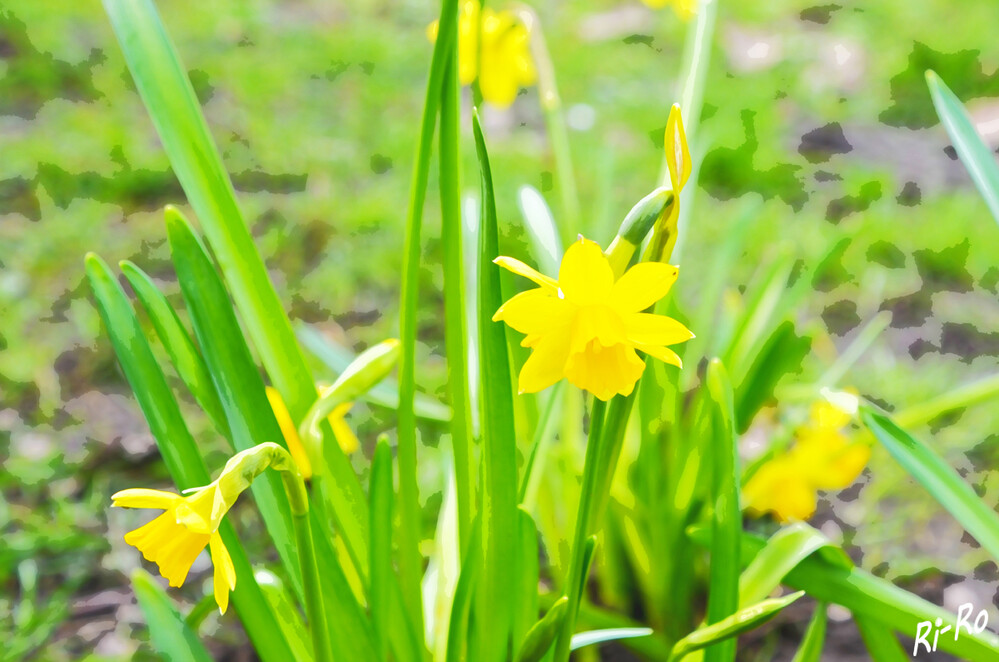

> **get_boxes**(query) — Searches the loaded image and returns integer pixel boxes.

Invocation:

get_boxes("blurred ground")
[2,0,999,659]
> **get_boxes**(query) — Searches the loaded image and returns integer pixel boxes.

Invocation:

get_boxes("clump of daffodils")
[743,390,870,522]
[427,0,536,107]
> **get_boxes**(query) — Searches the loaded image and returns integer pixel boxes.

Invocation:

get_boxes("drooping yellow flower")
[427,0,537,108]
[493,237,694,401]
[641,0,697,20]
[743,394,870,522]
[113,485,236,614]
[266,385,360,479]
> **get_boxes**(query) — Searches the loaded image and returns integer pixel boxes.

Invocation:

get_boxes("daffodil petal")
[813,443,870,490]
[173,486,219,535]
[558,238,614,304]
[330,402,360,454]
[125,511,210,587]
[111,488,182,510]
[809,400,853,430]
[743,459,816,522]
[611,262,679,312]
[625,313,694,346]
[494,256,558,290]
[266,386,313,479]
[518,332,571,394]
[493,288,572,338]
[633,342,683,368]
[210,533,236,614]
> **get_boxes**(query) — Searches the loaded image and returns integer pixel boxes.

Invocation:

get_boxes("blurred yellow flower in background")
[267,385,360,480]
[743,394,869,522]
[427,0,537,107]
[494,236,693,401]
[112,485,236,614]
[641,0,697,20]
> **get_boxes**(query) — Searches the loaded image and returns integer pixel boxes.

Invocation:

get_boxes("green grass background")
[2,0,999,658]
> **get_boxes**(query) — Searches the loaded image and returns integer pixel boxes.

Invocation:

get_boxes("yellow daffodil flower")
[113,443,302,615]
[113,484,236,614]
[266,385,360,480]
[427,0,537,108]
[641,0,697,20]
[743,394,870,522]
[493,236,694,401]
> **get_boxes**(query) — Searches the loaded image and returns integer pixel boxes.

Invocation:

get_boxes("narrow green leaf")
[518,382,562,506]
[790,603,826,662]
[101,4,382,638]
[101,0,318,420]
[254,570,314,662]
[926,70,999,227]
[515,597,568,662]
[166,213,380,661]
[120,260,229,437]
[473,110,519,662]
[551,596,671,659]
[397,0,460,643]
[370,438,394,661]
[855,613,909,661]
[132,569,213,662]
[725,529,999,660]
[165,209,302,597]
[739,523,849,609]
[668,592,804,662]
[578,534,599,603]
[723,256,793,383]
[733,321,810,433]
[704,360,740,662]
[439,0,474,561]
[446,524,482,662]
[570,628,654,651]
[861,406,999,562]
[86,253,297,662]
[513,508,541,653]
[894,372,999,430]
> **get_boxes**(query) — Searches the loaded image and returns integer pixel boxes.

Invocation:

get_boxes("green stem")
[398,0,459,636]
[553,397,607,661]
[440,27,475,553]
[267,447,333,662]
[293,511,334,662]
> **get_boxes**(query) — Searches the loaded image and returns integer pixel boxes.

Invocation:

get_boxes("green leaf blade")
[132,570,213,662]
[926,70,999,228]
[861,406,999,562]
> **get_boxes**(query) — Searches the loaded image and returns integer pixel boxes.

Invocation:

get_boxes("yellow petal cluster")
[113,485,237,614]
[267,385,360,480]
[494,237,693,401]
[743,398,870,522]
[641,0,697,20]
[427,0,536,108]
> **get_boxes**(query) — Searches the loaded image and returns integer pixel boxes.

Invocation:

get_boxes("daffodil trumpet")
[113,443,332,662]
